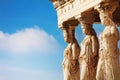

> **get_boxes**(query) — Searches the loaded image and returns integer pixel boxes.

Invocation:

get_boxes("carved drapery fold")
[95,1,120,80]
[51,0,120,80]
[77,13,99,80]
[61,24,80,80]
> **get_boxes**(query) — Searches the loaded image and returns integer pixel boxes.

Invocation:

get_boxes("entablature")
[51,0,120,28]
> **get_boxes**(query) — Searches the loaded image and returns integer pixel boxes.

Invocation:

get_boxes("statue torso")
[100,26,119,57]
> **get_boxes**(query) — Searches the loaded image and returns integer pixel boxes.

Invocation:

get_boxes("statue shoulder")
[111,26,119,34]
[72,41,80,49]
[64,46,69,52]
[72,42,80,54]
[91,36,98,41]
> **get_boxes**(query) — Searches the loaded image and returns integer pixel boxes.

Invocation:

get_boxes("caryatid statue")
[61,23,80,80]
[95,1,120,80]
[78,14,99,80]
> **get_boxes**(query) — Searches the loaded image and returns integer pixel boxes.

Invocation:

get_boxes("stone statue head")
[99,13,113,26]
[81,23,97,36]
[61,26,75,43]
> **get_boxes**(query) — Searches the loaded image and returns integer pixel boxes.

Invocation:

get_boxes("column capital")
[76,11,95,24]
[60,19,79,30]
[76,11,94,29]
[94,1,119,26]
[94,1,119,14]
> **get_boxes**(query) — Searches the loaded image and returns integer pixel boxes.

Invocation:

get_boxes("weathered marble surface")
[79,22,99,80]
[61,26,80,80]
[95,2,120,80]
[51,0,120,80]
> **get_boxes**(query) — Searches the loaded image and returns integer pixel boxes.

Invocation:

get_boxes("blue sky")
[0,0,119,80]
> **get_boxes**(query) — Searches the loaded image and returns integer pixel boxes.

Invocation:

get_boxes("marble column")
[77,12,99,80]
[95,1,120,80]
[61,22,80,80]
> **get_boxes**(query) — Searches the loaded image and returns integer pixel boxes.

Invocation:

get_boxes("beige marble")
[51,0,103,28]
[51,0,120,80]
[95,2,120,80]
[79,19,99,80]
[61,25,80,80]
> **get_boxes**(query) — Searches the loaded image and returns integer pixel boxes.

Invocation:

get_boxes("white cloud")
[0,64,63,80]
[0,26,61,54]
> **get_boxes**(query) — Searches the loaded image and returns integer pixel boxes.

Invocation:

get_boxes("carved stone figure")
[61,25,80,80]
[79,22,99,80]
[95,2,120,80]
[51,0,120,80]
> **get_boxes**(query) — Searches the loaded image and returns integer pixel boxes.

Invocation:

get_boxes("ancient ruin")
[51,0,120,80]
